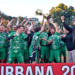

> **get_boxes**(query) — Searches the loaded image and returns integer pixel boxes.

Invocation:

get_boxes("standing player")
[40,15,51,63]
[29,25,45,64]
[6,25,30,63]
[3,27,9,63]
[48,20,61,63]
[0,25,6,63]
[21,27,29,63]
[40,25,49,63]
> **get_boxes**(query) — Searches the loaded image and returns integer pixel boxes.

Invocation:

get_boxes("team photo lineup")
[0,14,75,64]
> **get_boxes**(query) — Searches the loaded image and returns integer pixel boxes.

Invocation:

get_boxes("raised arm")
[40,24,44,34]
[41,14,45,28]
[41,22,48,41]
[19,19,26,26]
[16,18,20,26]
[28,21,35,31]
[6,33,18,41]
[61,16,72,32]
[24,18,31,27]
[0,18,4,25]
[47,20,50,28]
[7,18,15,32]
[50,20,59,32]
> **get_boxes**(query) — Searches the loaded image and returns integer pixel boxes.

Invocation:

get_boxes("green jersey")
[60,33,66,47]
[40,31,48,45]
[8,32,27,53]
[22,34,28,50]
[9,30,14,34]
[4,32,9,47]
[48,32,61,50]
[0,32,6,48]
[29,31,40,50]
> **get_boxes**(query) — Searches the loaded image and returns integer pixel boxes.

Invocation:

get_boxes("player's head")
[4,27,8,33]
[20,26,24,33]
[16,25,23,34]
[34,27,41,32]
[24,27,28,34]
[0,25,4,33]
[13,25,17,31]
[51,28,55,35]
[72,19,75,25]
[43,27,46,31]
[59,29,63,34]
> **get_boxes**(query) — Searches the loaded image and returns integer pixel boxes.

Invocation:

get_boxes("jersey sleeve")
[21,32,27,39]
[8,32,14,37]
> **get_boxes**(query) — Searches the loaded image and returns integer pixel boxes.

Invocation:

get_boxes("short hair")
[34,27,41,32]
[16,25,22,30]
[51,27,56,31]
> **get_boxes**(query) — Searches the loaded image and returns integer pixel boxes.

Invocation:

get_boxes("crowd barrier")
[0,63,75,75]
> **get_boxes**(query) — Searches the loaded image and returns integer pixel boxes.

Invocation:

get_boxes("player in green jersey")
[3,27,9,63]
[40,26,49,63]
[29,25,45,64]
[21,27,29,63]
[39,15,52,63]
[0,25,6,63]
[6,25,30,63]
[48,20,61,63]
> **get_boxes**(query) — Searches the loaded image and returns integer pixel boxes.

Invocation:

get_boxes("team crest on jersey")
[17,38,19,40]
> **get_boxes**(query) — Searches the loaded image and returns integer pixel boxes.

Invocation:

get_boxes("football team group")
[0,14,75,64]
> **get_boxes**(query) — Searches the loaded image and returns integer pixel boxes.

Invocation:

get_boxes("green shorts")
[8,51,24,63]
[22,49,28,60]
[41,46,49,59]
[0,48,5,59]
[49,49,60,63]
[60,46,66,57]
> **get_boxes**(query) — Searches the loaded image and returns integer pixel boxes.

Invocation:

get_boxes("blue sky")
[0,0,75,21]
